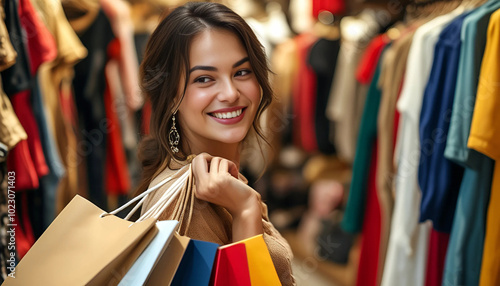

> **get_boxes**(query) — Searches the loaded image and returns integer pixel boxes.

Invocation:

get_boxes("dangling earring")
[169,112,180,153]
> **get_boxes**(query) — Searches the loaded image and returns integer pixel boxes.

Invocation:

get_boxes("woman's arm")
[230,192,263,241]
[192,153,263,241]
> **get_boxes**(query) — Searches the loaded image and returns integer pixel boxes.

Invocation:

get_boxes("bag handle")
[101,164,191,221]
[137,167,191,221]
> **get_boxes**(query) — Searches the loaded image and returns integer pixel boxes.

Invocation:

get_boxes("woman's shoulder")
[148,158,190,187]
[141,158,191,216]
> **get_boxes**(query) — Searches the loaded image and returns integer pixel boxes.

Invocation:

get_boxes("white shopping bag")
[119,220,178,286]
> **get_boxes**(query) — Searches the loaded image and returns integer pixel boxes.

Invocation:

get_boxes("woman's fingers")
[220,159,228,174]
[227,160,239,178]
[209,156,220,174]
[192,153,211,179]
[193,153,237,177]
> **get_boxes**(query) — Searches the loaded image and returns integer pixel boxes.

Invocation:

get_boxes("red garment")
[18,0,57,74]
[7,0,56,191]
[6,140,38,190]
[14,193,36,259]
[356,144,381,286]
[292,33,318,153]
[356,35,389,85]
[425,230,450,286]
[104,39,131,195]
[7,91,49,190]
[312,0,346,17]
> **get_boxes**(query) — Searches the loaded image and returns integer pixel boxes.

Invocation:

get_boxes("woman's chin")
[212,131,249,145]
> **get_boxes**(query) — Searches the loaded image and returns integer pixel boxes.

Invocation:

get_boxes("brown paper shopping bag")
[145,233,191,285]
[3,195,157,286]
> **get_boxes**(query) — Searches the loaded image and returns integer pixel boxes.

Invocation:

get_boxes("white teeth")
[212,109,243,119]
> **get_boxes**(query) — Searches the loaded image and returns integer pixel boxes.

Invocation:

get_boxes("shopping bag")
[210,242,251,286]
[101,164,194,286]
[145,233,191,285]
[119,220,178,286]
[242,234,282,286]
[171,238,219,286]
[2,195,158,286]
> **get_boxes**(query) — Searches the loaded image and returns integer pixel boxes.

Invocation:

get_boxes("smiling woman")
[136,2,296,285]
[178,29,261,157]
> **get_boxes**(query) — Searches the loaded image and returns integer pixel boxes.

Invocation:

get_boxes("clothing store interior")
[1,0,500,285]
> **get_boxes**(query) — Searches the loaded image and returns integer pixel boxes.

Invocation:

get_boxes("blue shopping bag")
[171,238,219,286]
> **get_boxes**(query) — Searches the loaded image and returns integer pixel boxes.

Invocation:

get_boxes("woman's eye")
[194,76,212,83]
[235,69,252,77]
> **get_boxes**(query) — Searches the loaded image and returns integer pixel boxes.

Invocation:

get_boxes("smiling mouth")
[209,107,246,119]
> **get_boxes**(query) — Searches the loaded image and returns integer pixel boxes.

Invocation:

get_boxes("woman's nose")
[217,79,240,103]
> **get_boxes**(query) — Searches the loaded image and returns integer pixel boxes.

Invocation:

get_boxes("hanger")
[406,0,462,21]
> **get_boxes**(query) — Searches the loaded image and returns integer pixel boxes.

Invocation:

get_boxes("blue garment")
[31,75,65,229]
[442,1,500,285]
[417,12,469,232]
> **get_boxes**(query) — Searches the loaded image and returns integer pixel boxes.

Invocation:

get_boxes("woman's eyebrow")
[189,57,249,74]
[232,57,249,68]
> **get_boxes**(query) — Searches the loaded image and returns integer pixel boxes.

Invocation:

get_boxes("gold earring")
[169,113,180,153]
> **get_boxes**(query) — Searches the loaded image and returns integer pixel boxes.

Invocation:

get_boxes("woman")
[137,2,296,285]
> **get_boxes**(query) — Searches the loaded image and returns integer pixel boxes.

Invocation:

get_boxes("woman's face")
[177,29,261,153]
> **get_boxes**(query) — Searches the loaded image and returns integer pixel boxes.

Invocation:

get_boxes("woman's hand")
[191,153,263,240]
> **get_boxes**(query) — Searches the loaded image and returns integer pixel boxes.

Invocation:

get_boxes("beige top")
[141,158,296,286]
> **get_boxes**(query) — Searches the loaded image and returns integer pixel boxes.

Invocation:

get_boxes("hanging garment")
[32,75,66,230]
[417,12,472,233]
[307,38,340,154]
[292,33,318,153]
[356,34,389,85]
[18,0,57,74]
[375,25,417,284]
[72,10,115,210]
[381,7,465,286]
[0,0,16,71]
[8,91,49,188]
[442,2,500,285]
[0,142,18,283]
[341,43,389,234]
[19,0,64,233]
[467,8,500,286]
[0,0,23,151]
[3,0,49,192]
[326,11,381,163]
[1,0,31,95]
[0,83,26,151]
[104,39,131,196]
[341,46,388,286]
[270,39,299,151]
[356,145,381,286]
[425,230,449,286]
[31,0,88,214]
[312,0,345,17]
[100,0,142,111]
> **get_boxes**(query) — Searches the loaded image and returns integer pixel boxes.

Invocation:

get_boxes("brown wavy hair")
[135,2,273,196]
